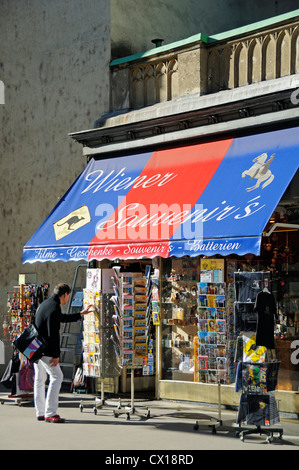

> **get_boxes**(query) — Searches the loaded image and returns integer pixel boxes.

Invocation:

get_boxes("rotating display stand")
[110,266,152,420]
[79,269,120,415]
[1,283,49,406]
[233,271,283,443]
[234,358,283,443]
[234,363,283,443]
[113,369,150,420]
[236,424,283,443]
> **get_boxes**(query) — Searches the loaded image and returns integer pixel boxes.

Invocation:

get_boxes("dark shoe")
[37,416,45,421]
[45,414,65,423]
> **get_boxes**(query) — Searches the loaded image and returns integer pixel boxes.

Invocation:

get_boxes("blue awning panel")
[23,126,299,263]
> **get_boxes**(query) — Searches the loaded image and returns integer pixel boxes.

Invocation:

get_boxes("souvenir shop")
[21,125,299,415]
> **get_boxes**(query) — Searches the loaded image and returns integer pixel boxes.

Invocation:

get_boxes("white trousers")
[33,356,63,418]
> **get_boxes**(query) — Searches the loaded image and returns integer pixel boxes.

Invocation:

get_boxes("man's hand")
[49,357,59,367]
[80,304,94,315]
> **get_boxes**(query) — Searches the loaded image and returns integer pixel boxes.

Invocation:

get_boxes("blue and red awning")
[23,126,299,263]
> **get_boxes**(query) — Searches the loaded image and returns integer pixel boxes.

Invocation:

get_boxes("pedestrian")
[34,283,93,423]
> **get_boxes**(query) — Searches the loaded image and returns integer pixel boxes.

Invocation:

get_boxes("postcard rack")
[191,280,226,433]
[79,269,120,414]
[1,283,49,406]
[156,272,225,433]
[3,283,49,345]
[110,267,152,420]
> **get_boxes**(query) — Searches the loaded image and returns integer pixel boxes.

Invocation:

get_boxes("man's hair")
[53,283,71,297]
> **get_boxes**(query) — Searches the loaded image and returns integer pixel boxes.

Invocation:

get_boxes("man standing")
[34,283,92,423]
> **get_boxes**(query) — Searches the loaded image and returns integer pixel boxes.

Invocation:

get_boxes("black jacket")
[35,294,81,358]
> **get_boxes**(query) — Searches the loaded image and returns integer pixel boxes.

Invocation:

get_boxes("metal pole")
[131,369,135,410]
[218,382,222,421]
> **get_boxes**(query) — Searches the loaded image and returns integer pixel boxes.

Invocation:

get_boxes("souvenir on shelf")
[3,283,49,343]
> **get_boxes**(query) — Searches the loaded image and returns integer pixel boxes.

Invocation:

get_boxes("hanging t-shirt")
[236,393,280,426]
[246,394,280,426]
[234,302,257,332]
[255,291,276,349]
[234,272,264,303]
[235,362,280,393]
[242,332,266,363]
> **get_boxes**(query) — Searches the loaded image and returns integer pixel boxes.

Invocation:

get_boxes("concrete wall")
[0,0,111,370]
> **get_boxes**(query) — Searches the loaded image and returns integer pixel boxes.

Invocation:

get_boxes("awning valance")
[23,126,299,263]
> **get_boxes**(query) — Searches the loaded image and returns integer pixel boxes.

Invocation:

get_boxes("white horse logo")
[242,153,275,192]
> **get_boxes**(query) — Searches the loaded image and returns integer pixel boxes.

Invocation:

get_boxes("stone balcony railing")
[110,14,299,111]
[70,13,299,154]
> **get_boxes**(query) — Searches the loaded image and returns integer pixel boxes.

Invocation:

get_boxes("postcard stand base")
[193,382,223,434]
[79,380,117,415]
[235,424,283,443]
[113,369,151,420]
[3,393,34,407]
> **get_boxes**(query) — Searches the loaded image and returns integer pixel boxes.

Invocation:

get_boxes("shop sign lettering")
[93,196,265,242]
[185,239,241,253]
[94,200,203,241]
[81,167,178,194]
[34,248,58,260]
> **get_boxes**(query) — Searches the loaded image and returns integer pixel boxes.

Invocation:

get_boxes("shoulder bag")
[13,323,47,363]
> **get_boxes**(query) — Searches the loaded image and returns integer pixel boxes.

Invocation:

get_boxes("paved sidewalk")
[0,391,299,452]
